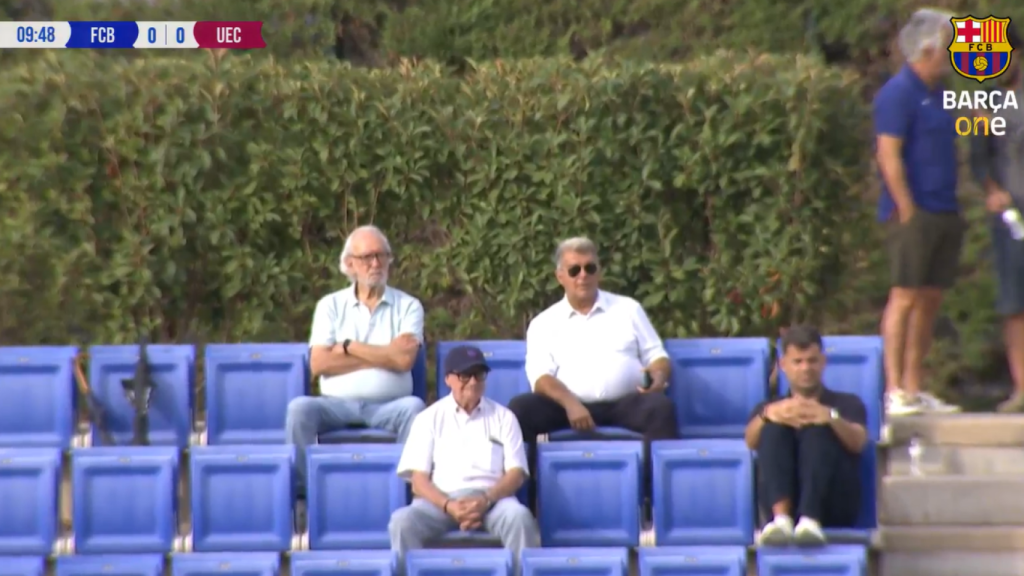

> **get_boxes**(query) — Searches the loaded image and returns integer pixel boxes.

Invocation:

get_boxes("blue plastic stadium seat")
[0,346,77,447]
[172,553,280,576]
[652,439,754,546]
[0,556,45,576]
[0,448,61,555]
[522,548,629,576]
[204,344,308,444]
[538,441,642,547]
[71,447,179,554]
[664,338,770,439]
[87,345,194,447]
[190,445,294,552]
[307,444,407,549]
[757,544,868,576]
[639,546,747,576]
[318,347,427,444]
[436,341,529,407]
[777,336,883,440]
[56,555,163,576]
[406,549,512,576]
[292,550,396,576]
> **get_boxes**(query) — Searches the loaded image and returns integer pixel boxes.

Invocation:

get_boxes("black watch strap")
[342,339,352,354]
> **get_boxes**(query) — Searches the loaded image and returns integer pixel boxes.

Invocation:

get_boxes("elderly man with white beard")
[286,225,427,495]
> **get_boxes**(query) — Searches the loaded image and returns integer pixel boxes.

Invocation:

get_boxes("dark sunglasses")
[567,263,598,278]
[452,371,488,384]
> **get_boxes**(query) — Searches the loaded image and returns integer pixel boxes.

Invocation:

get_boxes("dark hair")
[780,325,824,353]
[1010,21,1021,49]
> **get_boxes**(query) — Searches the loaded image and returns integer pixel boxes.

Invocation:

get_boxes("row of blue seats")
[0,546,870,576]
[0,440,875,556]
[0,336,884,447]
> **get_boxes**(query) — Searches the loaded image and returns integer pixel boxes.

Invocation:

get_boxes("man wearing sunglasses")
[391,345,540,575]
[509,237,679,474]
[287,225,426,496]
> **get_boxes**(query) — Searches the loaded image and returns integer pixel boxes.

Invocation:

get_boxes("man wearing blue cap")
[389,345,540,574]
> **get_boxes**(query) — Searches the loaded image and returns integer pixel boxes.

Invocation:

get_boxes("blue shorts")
[991,216,1024,316]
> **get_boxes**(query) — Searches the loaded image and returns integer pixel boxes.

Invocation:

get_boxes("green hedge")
[0,53,868,347]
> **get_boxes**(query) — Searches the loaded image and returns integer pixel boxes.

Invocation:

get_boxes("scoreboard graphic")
[0,21,266,49]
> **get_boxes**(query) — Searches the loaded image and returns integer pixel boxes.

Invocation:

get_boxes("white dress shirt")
[397,396,529,494]
[308,285,424,401]
[524,290,668,402]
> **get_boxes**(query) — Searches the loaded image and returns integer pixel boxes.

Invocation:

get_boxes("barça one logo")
[943,15,1018,136]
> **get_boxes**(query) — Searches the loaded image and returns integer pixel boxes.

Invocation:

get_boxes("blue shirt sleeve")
[873,82,912,139]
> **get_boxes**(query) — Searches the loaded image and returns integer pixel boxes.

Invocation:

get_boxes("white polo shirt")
[397,396,529,494]
[524,290,668,403]
[308,285,424,401]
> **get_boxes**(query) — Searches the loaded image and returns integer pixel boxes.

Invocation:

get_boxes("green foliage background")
[1,0,1021,401]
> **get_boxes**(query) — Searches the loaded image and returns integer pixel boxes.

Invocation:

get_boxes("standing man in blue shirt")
[970,22,1024,412]
[874,8,964,416]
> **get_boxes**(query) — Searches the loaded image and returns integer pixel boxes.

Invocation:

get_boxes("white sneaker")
[918,391,961,414]
[886,390,925,417]
[757,515,794,547]
[794,517,827,546]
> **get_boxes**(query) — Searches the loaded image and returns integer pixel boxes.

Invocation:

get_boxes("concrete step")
[881,476,1024,525]
[887,414,1024,446]
[886,445,1024,476]
[879,525,1024,551]
[881,551,1024,576]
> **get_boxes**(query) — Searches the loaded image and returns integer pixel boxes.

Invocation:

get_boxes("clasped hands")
[445,495,490,530]
[765,397,832,428]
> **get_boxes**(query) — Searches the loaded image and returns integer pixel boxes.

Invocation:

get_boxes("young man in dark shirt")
[745,325,869,546]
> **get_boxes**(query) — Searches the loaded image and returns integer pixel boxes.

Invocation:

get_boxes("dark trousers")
[508,392,679,507]
[757,422,861,527]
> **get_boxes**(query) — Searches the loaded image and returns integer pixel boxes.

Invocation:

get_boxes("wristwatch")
[342,339,352,355]
[829,408,840,421]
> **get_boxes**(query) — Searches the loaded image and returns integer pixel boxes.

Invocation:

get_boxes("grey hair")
[898,9,953,62]
[553,236,599,268]
[338,225,392,278]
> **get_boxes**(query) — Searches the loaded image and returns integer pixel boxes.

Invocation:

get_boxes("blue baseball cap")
[443,345,491,374]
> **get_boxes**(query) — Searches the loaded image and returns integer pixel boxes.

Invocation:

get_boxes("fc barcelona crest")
[949,15,1014,82]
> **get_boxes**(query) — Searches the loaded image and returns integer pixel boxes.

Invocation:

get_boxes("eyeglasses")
[452,371,488,384]
[566,263,598,277]
[351,252,392,265]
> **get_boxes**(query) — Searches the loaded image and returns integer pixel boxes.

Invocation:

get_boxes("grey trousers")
[388,489,540,575]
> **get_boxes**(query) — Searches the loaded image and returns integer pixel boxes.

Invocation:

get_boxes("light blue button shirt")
[309,285,424,401]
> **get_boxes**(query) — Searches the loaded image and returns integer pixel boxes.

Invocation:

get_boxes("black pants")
[757,422,861,527]
[508,392,679,507]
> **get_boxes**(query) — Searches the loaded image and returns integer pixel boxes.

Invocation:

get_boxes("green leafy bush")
[0,52,868,350]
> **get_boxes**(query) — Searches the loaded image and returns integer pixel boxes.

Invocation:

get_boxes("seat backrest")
[70,446,179,554]
[88,344,195,447]
[189,445,295,552]
[0,346,77,448]
[0,447,62,555]
[203,343,308,445]
[665,338,771,439]
[435,341,529,407]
